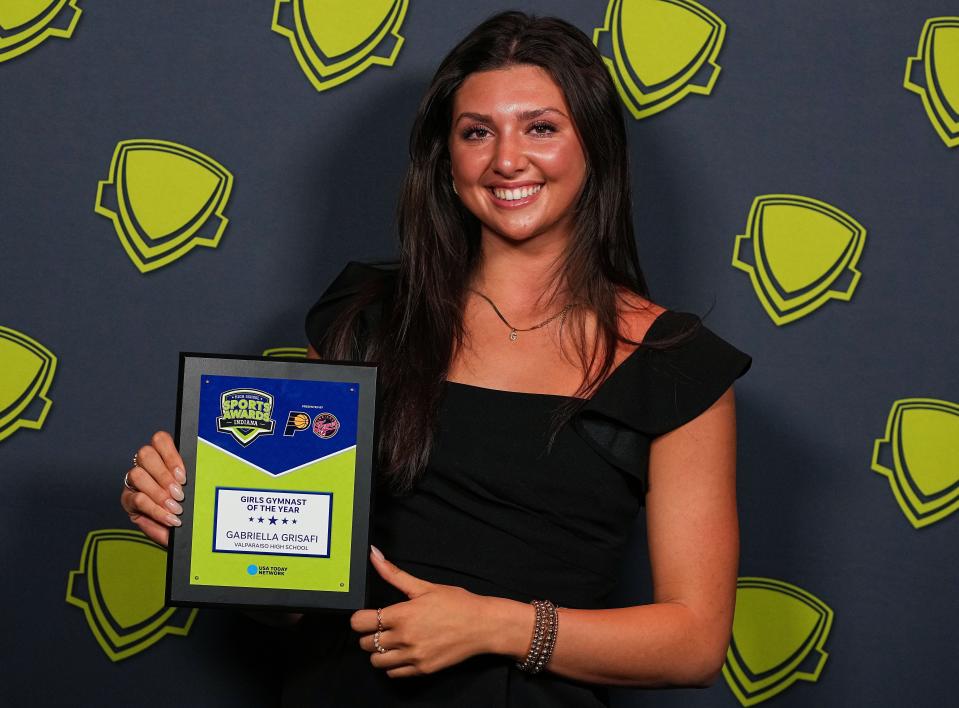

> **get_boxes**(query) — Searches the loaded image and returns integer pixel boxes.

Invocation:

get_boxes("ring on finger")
[123,470,138,493]
[376,607,384,632]
[373,630,388,654]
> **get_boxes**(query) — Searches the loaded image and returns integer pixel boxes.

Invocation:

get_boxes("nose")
[492,130,527,176]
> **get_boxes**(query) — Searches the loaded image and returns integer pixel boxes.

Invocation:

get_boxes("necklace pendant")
[509,330,518,342]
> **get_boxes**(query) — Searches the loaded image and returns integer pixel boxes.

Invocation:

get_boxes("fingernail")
[169,483,184,501]
[370,545,384,561]
[165,499,183,515]
[174,466,187,484]
[166,514,182,527]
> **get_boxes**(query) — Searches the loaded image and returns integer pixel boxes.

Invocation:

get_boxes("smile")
[488,183,543,207]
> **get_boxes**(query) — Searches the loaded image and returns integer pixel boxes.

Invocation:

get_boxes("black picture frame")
[166,353,377,612]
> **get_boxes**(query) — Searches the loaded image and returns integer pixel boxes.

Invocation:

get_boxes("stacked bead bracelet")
[516,599,559,674]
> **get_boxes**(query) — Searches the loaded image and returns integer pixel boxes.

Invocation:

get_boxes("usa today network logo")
[246,564,287,576]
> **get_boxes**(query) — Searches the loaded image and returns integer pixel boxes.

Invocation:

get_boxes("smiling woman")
[119,10,750,708]
[449,65,587,246]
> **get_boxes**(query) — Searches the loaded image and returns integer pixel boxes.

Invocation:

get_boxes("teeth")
[492,184,542,201]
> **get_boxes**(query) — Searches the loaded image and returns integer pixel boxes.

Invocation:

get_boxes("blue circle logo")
[247,564,258,575]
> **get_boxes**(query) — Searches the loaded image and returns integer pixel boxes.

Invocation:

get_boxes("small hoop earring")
[452,180,459,196]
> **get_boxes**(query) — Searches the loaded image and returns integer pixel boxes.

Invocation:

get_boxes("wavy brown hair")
[319,11,660,491]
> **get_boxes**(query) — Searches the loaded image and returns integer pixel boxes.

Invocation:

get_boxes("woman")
[120,11,750,707]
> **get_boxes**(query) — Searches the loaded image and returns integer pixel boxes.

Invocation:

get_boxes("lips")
[487,183,544,208]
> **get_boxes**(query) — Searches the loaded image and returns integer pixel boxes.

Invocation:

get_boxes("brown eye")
[462,125,491,140]
[530,121,557,135]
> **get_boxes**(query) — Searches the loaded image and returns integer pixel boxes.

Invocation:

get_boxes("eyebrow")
[454,107,568,124]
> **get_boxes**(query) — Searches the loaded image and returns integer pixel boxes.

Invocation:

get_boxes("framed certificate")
[166,354,377,611]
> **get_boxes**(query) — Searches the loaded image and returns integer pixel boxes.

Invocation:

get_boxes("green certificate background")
[189,440,355,592]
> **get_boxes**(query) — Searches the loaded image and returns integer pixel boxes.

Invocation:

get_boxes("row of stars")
[248,516,298,525]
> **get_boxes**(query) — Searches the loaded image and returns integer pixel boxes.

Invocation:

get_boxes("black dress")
[283,263,751,707]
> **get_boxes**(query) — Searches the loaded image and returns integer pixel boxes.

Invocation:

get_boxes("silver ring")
[376,607,384,632]
[373,630,387,654]
[123,470,138,493]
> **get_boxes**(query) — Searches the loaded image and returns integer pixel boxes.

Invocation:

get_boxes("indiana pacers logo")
[284,410,311,436]
[95,139,233,273]
[272,0,408,92]
[0,0,81,63]
[724,577,833,706]
[593,0,725,120]
[872,398,959,529]
[217,389,275,446]
[66,529,197,661]
[0,325,56,443]
[263,347,308,359]
[732,195,866,326]
[904,17,959,148]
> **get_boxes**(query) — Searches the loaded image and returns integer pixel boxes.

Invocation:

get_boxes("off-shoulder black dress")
[282,263,751,708]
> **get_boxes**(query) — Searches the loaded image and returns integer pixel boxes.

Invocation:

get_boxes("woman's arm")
[490,386,739,686]
[355,386,738,686]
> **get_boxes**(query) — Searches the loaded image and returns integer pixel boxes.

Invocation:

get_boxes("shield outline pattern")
[904,17,959,148]
[0,325,56,442]
[0,0,81,63]
[593,0,725,120]
[723,576,834,707]
[94,139,233,274]
[732,194,866,326]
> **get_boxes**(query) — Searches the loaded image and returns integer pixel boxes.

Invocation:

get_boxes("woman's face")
[448,64,587,248]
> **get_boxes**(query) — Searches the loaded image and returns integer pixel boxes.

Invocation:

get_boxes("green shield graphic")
[262,347,308,359]
[723,577,833,706]
[872,398,959,528]
[732,195,866,325]
[272,0,408,91]
[94,139,233,273]
[593,0,725,119]
[0,0,81,63]
[904,17,959,147]
[66,529,198,661]
[0,325,56,443]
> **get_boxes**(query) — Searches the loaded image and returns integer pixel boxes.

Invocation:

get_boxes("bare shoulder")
[615,288,667,344]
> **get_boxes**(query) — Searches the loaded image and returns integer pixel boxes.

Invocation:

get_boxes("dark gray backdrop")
[1,1,956,706]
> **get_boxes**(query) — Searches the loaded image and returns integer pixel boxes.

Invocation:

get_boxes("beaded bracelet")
[516,599,559,674]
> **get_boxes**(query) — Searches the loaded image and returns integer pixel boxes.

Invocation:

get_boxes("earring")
[452,180,459,196]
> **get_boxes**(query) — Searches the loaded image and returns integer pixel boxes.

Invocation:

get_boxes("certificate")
[166,354,376,611]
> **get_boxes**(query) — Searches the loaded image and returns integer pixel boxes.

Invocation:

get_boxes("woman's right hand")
[119,431,187,547]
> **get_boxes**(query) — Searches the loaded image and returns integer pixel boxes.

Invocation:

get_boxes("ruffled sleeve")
[572,311,751,493]
[304,261,397,354]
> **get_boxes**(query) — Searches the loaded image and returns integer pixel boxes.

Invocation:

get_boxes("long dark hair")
[321,11,652,491]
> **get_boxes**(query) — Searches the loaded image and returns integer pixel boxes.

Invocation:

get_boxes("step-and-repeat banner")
[1,2,956,706]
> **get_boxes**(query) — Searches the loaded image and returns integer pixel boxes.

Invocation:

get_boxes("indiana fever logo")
[312,411,339,439]
[216,389,275,447]
[272,0,408,92]
[0,0,82,63]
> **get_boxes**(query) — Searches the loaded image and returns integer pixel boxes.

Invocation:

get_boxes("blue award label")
[197,374,359,476]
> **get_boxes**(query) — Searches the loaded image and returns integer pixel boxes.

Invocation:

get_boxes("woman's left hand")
[351,546,505,677]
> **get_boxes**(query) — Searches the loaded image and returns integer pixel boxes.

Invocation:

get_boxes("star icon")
[258,517,264,524]
[249,517,254,522]
[292,519,297,525]
[269,516,278,525]
[282,518,289,524]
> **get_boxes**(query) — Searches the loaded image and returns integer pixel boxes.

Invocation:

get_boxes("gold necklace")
[471,290,574,342]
